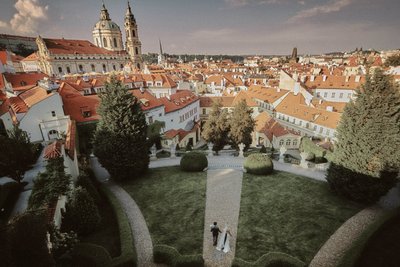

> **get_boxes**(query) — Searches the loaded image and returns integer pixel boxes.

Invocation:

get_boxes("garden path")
[90,157,162,267]
[203,168,243,267]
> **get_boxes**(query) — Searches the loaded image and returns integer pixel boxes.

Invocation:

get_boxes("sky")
[0,0,399,55]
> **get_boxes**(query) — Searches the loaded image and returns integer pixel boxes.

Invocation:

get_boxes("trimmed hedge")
[299,137,332,159]
[100,186,137,267]
[243,153,274,175]
[154,245,204,267]
[180,152,208,172]
[337,208,400,267]
[72,243,113,267]
[326,162,398,204]
[232,252,305,267]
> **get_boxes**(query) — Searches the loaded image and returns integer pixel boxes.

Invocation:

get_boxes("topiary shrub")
[243,153,274,175]
[180,152,208,172]
[326,162,398,204]
[75,171,101,204]
[305,152,315,161]
[64,187,101,236]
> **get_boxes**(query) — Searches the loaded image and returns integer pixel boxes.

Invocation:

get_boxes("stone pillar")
[170,142,176,158]
[150,144,157,161]
[208,142,214,157]
[279,146,287,163]
[238,143,245,158]
[300,152,309,168]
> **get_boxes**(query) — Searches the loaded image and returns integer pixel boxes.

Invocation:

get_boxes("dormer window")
[81,107,91,118]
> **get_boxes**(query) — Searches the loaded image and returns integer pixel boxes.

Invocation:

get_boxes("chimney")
[345,76,350,82]
[310,75,315,82]
[322,75,327,82]
[300,75,306,83]
[319,99,323,104]
[277,87,281,92]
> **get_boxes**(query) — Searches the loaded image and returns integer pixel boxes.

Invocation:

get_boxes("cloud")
[288,0,353,23]
[3,0,49,34]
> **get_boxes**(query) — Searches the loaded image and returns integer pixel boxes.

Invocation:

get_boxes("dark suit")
[211,225,221,246]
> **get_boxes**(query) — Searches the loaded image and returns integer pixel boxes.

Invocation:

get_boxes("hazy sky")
[0,0,399,55]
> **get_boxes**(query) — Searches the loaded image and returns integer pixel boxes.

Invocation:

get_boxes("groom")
[210,222,222,246]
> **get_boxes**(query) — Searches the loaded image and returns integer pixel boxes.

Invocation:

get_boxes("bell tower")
[125,1,143,70]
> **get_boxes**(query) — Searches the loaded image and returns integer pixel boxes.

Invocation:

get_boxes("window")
[293,140,298,146]
[58,67,63,73]
[331,92,335,98]
[286,139,291,146]
[120,64,124,69]
[313,125,317,131]
[317,92,320,97]
[293,118,296,124]
[132,30,136,37]
[79,65,83,72]
[148,116,153,124]
[319,127,323,134]
[137,63,140,69]
[113,38,117,48]
[326,129,330,135]
[159,113,162,117]
[135,47,139,55]
[202,108,206,115]
[102,64,106,72]
[299,121,303,126]
[323,92,328,98]
[48,130,58,140]
[66,67,71,74]
[113,65,116,71]
[279,140,284,146]
[103,38,107,47]
[339,93,343,98]
[91,64,95,72]
[51,111,56,117]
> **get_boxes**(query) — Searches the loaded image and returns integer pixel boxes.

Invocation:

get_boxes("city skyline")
[0,0,399,55]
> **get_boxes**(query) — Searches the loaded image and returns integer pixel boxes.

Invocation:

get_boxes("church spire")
[100,2,110,21]
[125,1,136,22]
[159,39,163,56]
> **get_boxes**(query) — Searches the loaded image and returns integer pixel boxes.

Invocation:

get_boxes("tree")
[327,69,400,203]
[63,187,100,236]
[93,77,149,181]
[147,120,165,149]
[0,126,34,182]
[201,100,230,154]
[384,54,400,67]
[229,99,255,150]
[7,210,55,267]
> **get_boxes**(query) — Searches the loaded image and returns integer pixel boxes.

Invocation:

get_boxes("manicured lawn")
[355,213,400,267]
[121,166,206,254]
[236,171,364,264]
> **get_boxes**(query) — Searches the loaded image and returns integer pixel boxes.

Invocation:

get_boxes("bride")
[216,225,232,253]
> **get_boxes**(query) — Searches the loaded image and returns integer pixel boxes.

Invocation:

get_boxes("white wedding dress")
[216,226,230,253]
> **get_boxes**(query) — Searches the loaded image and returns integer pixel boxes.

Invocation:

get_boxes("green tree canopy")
[93,77,149,181]
[201,100,230,153]
[229,99,255,150]
[384,54,400,67]
[0,126,34,182]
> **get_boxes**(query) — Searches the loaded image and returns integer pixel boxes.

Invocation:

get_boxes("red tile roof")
[44,141,62,159]
[304,75,365,90]
[44,38,126,56]
[130,89,164,111]
[199,96,235,108]
[59,82,100,123]
[255,112,299,141]
[0,51,8,65]
[160,90,199,113]
[3,72,48,92]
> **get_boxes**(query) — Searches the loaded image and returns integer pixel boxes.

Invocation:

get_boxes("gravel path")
[309,205,387,267]
[90,158,161,267]
[203,169,243,267]
[106,182,162,267]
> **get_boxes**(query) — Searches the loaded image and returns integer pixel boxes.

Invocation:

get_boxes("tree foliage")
[384,54,400,67]
[0,126,34,182]
[201,100,230,153]
[327,69,400,202]
[93,77,149,181]
[229,99,255,150]
[7,210,55,267]
[63,187,100,236]
[28,158,71,210]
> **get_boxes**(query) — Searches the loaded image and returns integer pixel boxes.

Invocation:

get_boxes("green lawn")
[236,171,364,264]
[121,166,206,254]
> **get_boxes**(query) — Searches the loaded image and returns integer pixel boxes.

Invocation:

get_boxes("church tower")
[157,39,165,66]
[92,3,124,51]
[125,1,143,70]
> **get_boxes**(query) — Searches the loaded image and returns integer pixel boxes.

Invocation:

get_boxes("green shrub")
[76,171,101,204]
[72,243,112,267]
[64,187,101,236]
[326,163,398,204]
[314,157,327,164]
[305,152,315,161]
[180,152,208,172]
[299,137,329,158]
[243,153,274,175]
[232,252,305,267]
[154,245,204,267]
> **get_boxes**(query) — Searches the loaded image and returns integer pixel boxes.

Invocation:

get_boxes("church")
[36,2,143,76]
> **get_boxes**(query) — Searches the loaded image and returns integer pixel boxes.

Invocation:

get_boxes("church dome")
[94,20,121,32]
